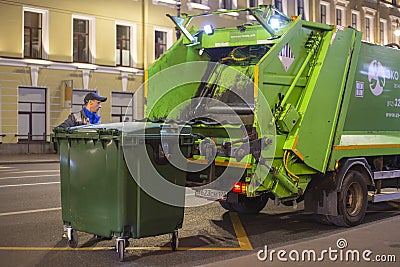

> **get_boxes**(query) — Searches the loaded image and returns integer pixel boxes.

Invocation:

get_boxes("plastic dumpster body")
[53,122,193,260]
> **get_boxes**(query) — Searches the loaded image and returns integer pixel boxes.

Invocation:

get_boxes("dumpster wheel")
[116,238,127,262]
[170,230,179,251]
[66,228,78,248]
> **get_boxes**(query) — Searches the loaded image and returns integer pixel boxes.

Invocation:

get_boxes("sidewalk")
[0,153,59,164]
[201,215,400,267]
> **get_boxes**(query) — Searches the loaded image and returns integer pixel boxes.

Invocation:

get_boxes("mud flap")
[304,173,338,216]
[226,191,239,204]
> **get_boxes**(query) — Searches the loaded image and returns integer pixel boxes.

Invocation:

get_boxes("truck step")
[373,170,400,180]
[368,189,400,203]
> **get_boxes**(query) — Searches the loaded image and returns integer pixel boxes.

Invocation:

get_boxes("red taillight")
[232,182,247,194]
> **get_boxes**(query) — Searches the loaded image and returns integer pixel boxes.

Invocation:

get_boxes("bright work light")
[269,17,280,30]
[203,24,214,35]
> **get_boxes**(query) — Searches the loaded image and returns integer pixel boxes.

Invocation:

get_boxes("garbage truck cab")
[145,5,400,226]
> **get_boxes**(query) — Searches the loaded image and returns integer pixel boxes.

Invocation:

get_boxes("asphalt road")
[0,162,399,267]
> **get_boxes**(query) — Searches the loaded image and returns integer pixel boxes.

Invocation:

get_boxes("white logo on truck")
[368,60,385,96]
[367,60,399,96]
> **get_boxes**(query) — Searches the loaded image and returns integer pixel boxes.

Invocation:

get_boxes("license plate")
[194,189,226,200]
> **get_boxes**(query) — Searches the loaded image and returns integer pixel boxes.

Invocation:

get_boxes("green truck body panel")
[146,6,400,201]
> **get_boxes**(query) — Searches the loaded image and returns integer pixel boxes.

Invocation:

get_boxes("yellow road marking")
[0,209,252,252]
[229,212,253,250]
[0,207,61,217]
[0,247,114,251]
[0,246,246,251]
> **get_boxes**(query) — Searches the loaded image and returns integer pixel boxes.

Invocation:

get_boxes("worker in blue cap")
[58,92,107,128]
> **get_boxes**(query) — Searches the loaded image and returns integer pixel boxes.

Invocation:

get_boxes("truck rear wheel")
[329,170,368,227]
[220,194,268,214]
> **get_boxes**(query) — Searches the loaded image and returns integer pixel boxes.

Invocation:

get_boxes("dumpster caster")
[170,230,179,251]
[116,238,127,262]
[66,227,78,248]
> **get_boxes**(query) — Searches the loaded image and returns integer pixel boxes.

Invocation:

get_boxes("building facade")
[0,0,399,154]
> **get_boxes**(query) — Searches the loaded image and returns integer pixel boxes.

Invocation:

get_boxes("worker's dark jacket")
[58,109,90,128]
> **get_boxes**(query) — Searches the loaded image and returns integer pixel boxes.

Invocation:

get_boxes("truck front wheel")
[329,170,368,227]
[220,194,268,214]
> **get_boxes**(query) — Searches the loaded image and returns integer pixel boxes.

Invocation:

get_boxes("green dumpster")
[53,122,193,260]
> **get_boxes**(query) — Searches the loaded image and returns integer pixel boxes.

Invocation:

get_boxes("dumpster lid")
[62,122,192,136]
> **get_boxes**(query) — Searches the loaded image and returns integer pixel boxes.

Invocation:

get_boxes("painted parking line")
[0,182,60,188]
[0,174,59,180]
[229,212,253,250]
[0,207,61,217]
[0,210,252,252]
[5,170,59,174]
[0,246,246,251]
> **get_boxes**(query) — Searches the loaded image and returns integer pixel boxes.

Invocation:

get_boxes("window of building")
[24,11,42,59]
[336,9,342,26]
[380,19,388,45]
[249,0,258,7]
[362,7,376,43]
[23,7,49,59]
[18,87,46,142]
[352,13,357,28]
[71,90,96,113]
[336,5,346,26]
[220,0,237,10]
[320,1,330,24]
[155,31,167,60]
[294,0,309,20]
[365,17,371,42]
[364,13,376,43]
[73,19,89,63]
[116,25,131,67]
[154,27,172,61]
[72,15,95,63]
[274,0,283,12]
[351,10,360,30]
[112,92,134,122]
[320,5,327,24]
[392,18,400,44]
[297,0,305,19]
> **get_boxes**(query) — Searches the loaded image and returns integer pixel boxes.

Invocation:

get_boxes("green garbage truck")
[145,5,400,227]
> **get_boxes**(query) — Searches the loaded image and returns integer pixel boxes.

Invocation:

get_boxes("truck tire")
[221,194,268,214]
[329,170,368,227]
